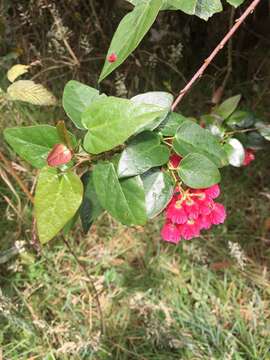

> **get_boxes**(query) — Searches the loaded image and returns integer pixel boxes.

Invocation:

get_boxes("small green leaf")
[80,171,103,233]
[226,0,245,7]
[93,162,147,226]
[82,96,166,154]
[224,138,245,167]
[118,132,170,178]
[178,153,220,189]
[99,0,163,81]
[62,80,100,129]
[141,169,174,218]
[213,95,241,120]
[158,112,187,136]
[4,125,77,168]
[226,110,255,129]
[173,120,228,167]
[35,167,83,244]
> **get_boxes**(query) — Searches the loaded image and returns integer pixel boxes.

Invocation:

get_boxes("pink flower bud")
[47,144,72,167]
[243,148,255,166]
[107,53,117,63]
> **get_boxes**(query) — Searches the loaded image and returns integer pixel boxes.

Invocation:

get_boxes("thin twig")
[171,0,262,111]
[0,150,34,204]
[62,236,105,335]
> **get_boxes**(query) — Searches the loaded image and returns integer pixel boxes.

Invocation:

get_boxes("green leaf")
[173,120,228,167]
[226,110,255,129]
[4,125,77,168]
[224,138,245,167]
[128,0,223,20]
[79,171,103,233]
[178,153,220,189]
[213,95,241,120]
[35,167,83,244]
[163,0,223,20]
[226,0,245,7]
[118,132,169,178]
[131,91,173,132]
[62,80,100,129]
[255,122,270,141]
[62,211,80,236]
[99,0,163,82]
[93,162,147,226]
[141,169,174,218]
[82,96,166,154]
[158,112,187,136]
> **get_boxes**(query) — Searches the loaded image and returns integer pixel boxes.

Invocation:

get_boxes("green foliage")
[173,120,228,167]
[62,80,101,129]
[178,153,220,188]
[4,125,77,168]
[82,96,166,154]
[79,171,103,233]
[118,132,170,178]
[213,94,241,120]
[141,169,174,218]
[34,167,83,243]
[92,162,147,226]
[99,0,163,81]
[158,112,187,136]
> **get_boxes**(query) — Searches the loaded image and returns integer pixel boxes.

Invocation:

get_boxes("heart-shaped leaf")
[80,171,103,233]
[62,80,100,129]
[141,169,174,218]
[35,167,83,244]
[118,132,169,178]
[82,96,166,154]
[99,0,163,81]
[93,162,147,226]
[4,125,77,168]
[173,120,228,167]
[178,153,220,189]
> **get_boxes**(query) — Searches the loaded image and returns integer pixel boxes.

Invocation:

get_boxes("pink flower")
[209,203,226,225]
[243,149,255,166]
[204,184,220,199]
[107,53,117,63]
[161,221,181,244]
[166,198,188,224]
[169,154,182,169]
[47,144,72,167]
[183,198,199,219]
[191,190,213,215]
[198,215,212,230]
[179,220,200,240]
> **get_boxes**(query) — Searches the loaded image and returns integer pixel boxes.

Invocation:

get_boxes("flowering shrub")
[2,0,269,246]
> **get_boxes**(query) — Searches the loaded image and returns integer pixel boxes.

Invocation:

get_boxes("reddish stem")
[171,0,262,111]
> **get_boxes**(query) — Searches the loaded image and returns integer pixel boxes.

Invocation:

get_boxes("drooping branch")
[171,0,262,111]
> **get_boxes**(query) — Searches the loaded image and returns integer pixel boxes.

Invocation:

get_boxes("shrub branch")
[171,0,262,111]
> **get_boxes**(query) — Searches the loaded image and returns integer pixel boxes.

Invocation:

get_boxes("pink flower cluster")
[161,184,226,244]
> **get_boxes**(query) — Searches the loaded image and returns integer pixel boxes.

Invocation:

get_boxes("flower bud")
[107,53,117,63]
[47,144,72,167]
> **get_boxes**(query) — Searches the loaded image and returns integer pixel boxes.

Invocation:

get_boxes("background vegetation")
[0,1,270,358]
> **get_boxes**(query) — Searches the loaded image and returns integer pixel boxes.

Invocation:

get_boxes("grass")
[1,151,270,359]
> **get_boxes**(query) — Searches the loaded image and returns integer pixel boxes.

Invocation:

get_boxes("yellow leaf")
[7,80,57,106]
[7,64,30,82]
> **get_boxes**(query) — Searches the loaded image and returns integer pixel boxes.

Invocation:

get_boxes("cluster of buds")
[161,154,226,244]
